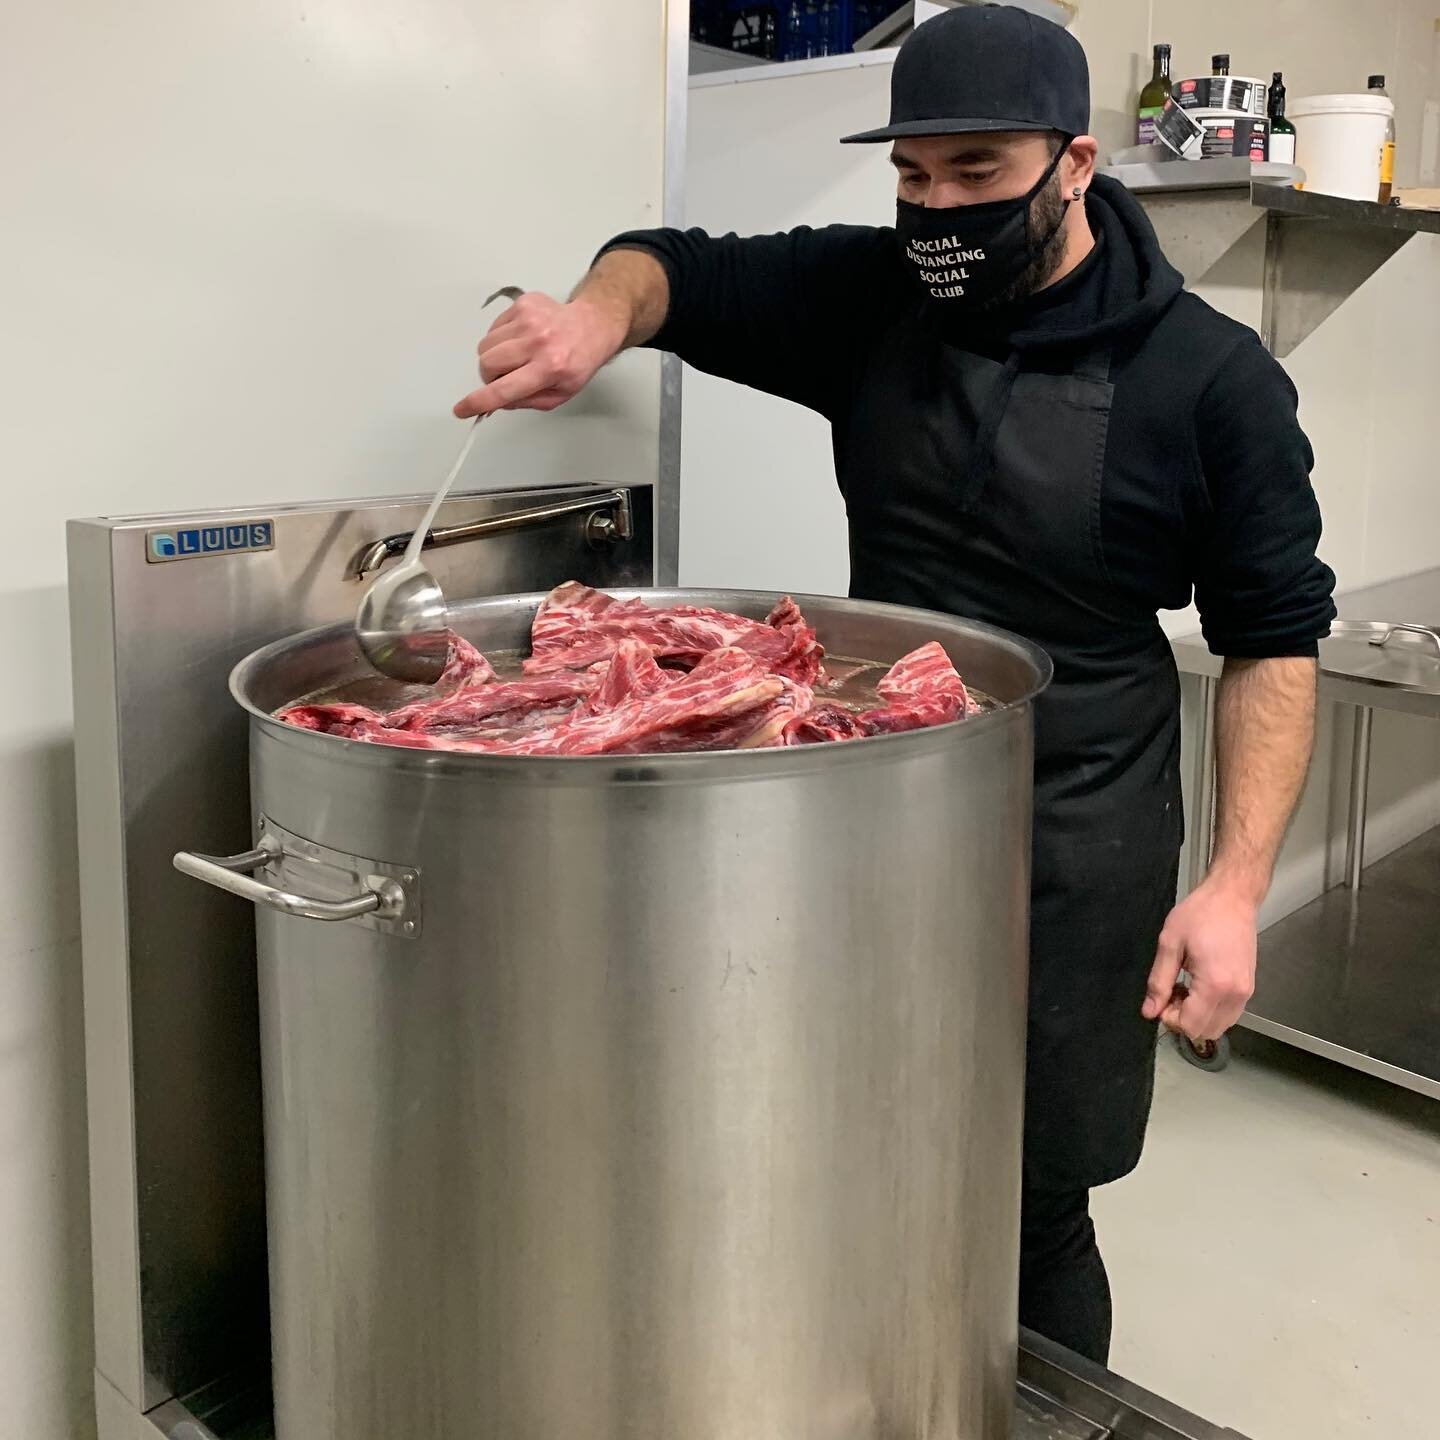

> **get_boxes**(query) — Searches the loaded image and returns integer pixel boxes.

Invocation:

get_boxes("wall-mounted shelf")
[1101,158,1440,357]
[689,44,899,89]
[689,41,770,76]
[852,0,1077,50]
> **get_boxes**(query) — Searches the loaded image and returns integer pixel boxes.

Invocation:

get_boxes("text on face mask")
[904,238,988,262]
[905,240,989,294]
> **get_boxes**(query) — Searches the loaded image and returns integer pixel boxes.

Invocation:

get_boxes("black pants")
[1018,1182,1111,1367]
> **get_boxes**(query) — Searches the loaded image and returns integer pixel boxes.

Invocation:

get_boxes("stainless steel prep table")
[1171,566,1440,1098]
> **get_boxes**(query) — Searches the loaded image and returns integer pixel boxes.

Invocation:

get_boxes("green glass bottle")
[1138,43,1172,146]
[1269,72,1297,166]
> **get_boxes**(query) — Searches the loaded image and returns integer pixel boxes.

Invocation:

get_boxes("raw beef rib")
[785,642,970,745]
[525,582,824,685]
[385,670,600,733]
[438,633,496,686]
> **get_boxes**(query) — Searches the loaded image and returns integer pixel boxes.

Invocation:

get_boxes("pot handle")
[173,844,404,922]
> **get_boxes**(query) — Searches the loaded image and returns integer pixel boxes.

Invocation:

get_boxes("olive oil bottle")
[1137,43,1172,146]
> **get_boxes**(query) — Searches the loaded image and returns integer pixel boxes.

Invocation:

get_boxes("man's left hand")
[1142,881,1259,1043]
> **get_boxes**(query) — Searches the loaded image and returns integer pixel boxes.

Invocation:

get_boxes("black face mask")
[895,144,1071,310]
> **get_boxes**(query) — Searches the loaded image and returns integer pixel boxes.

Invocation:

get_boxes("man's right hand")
[453,291,627,418]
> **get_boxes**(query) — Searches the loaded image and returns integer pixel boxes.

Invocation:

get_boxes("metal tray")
[1320,621,1440,696]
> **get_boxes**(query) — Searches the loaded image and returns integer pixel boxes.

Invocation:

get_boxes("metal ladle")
[356,286,523,684]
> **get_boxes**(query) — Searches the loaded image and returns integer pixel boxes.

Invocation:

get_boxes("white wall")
[0,1,669,1433]
[680,5,1440,927]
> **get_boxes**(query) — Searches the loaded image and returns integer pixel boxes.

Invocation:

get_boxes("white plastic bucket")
[1289,93,1394,201]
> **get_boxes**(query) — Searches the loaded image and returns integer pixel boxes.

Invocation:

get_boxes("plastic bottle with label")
[1370,74,1397,202]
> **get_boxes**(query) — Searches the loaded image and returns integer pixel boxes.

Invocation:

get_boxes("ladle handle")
[403,416,485,567]
[399,285,524,566]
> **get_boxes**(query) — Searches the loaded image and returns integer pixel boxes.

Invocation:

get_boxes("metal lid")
[1321,622,1440,695]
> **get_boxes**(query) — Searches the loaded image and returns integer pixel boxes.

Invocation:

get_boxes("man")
[454,7,1335,1366]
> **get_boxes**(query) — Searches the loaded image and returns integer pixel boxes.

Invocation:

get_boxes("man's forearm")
[570,248,671,352]
[1207,655,1318,906]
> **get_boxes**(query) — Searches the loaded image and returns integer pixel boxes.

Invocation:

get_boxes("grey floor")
[1094,1032,1440,1440]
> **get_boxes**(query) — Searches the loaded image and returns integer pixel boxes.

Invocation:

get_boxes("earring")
[1073,186,1084,198]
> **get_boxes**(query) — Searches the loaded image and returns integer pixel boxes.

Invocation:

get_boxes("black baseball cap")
[840,5,1090,144]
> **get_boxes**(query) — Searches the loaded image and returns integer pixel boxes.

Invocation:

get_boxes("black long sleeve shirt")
[603,176,1336,660]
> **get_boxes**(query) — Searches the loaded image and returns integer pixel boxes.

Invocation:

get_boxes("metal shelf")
[1173,567,1440,1097]
[1256,181,1440,233]
[688,40,771,76]
[1246,823,1440,1101]
[1100,159,1440,357]
[1101,156,1304,193]
[689,44,899,88]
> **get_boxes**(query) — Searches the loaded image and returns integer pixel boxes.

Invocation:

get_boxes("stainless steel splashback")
[68,484,653,1423]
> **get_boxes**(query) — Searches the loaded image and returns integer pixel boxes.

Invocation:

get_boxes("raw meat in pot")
[524,582,824,686]
[277,700,385,731]
[275,591,977,756]
[785,642,970,745]
[386,670,600,733]
[437,633,495,687]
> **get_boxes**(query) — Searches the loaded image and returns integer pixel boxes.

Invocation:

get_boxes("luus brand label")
[146,520,275,563]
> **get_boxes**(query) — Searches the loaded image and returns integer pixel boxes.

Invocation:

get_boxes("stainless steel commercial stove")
[70,483,1250,1440]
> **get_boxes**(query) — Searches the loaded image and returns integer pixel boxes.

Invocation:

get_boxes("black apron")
[839,322,1185,1193]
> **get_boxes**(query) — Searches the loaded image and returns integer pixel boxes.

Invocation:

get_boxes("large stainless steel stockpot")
[176,589,1050,1440]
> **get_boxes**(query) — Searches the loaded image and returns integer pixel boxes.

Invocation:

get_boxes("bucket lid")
[1289,92,1395,118]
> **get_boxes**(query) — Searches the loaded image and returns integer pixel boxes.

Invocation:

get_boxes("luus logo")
[146,521,275,563]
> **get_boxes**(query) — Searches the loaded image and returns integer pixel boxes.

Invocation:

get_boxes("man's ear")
[1065,136,1100,194]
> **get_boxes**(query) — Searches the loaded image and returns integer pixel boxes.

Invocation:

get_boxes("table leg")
[1188,674,1218,893]
[1345,705,1375,891]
